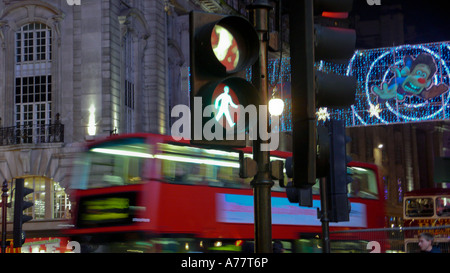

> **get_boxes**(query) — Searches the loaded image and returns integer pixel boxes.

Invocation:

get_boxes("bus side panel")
[154,183,327,240]
[155,183,257,239]
[138,180,162,231]
[155,183,217,235]
[352,198,385,228]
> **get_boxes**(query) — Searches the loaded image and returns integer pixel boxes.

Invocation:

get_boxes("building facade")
[0,0,253,247]
[348,122,450,222]
[0,0,239,242]
[1,0,447,247]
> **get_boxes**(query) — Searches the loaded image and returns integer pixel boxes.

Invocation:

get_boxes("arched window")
[124,32,135,133]
[14,23,52,143]
[119,7,150,133]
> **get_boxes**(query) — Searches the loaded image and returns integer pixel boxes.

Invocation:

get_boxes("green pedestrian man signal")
[189,11,260,147]
[214,86,238,128]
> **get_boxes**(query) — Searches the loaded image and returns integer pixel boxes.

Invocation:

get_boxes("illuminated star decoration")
[316,107,330,122]
[369,103,382,118]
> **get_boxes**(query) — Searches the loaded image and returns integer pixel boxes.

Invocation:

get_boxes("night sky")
[352,0,450,45]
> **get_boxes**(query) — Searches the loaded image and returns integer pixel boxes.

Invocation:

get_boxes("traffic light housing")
[318,120,353,222]
[288,0,357,188]
[13,178,33,247]
[189,11,260,147]
[284,157,313,207]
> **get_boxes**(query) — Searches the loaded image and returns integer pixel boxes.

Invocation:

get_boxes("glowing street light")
[269,97,284,116]
[268,85,284,116]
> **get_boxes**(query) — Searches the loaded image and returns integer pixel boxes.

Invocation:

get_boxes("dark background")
[351,0,450,47]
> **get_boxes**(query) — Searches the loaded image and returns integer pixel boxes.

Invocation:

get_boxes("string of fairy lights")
[187,41,450,132]
[263,41,450,131]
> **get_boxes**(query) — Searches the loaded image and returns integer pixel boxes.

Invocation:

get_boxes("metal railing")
[329,225,450,253]
[0,123,64,146]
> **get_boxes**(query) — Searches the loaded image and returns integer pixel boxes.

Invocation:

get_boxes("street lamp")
[269,98,284,116]
[268,86,284,116]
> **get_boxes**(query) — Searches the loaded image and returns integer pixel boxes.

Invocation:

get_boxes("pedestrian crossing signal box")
[189,11,260,148]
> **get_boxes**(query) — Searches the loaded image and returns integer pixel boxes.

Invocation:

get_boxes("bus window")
[216,166,249,188]
[158,143,249,188]
[157,143,291,190]
[73,138,150,189]
[348,167,378,199]
[161,158,184,183]
[436,197,450,217]
[405,198,434,217]
[310,166,379,199]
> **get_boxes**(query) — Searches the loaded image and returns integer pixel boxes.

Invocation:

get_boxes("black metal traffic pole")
[248,0,273,253]
[1,180,8,253]
[319,177,331,253]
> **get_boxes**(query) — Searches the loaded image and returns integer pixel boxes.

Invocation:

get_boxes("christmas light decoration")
[264,41,450,130]
[190,41,450,131]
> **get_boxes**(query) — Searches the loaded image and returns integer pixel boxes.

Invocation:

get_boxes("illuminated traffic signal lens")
[211,84,240,129]
[211,25,240,72]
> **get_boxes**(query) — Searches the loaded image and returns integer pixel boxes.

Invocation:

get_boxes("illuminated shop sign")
[20,237,72,253]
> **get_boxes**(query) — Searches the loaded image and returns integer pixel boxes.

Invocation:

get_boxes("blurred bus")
[403,188,450,253]
[65,133,386,253]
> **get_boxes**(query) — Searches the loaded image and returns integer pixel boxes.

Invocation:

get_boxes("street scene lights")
[269,97,284,116]
[269,86,284,116]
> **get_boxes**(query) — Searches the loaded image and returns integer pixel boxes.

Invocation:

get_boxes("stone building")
[0,0,244,242]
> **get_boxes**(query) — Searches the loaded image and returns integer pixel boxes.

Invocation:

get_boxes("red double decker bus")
[65,133,386,253]
[403,188,450,253]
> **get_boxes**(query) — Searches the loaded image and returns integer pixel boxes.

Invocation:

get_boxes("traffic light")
[13,178,33,247]
[284,157,313,207]
[318,120,353,222]
[189,11,260,147]
[288,0,357,188]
